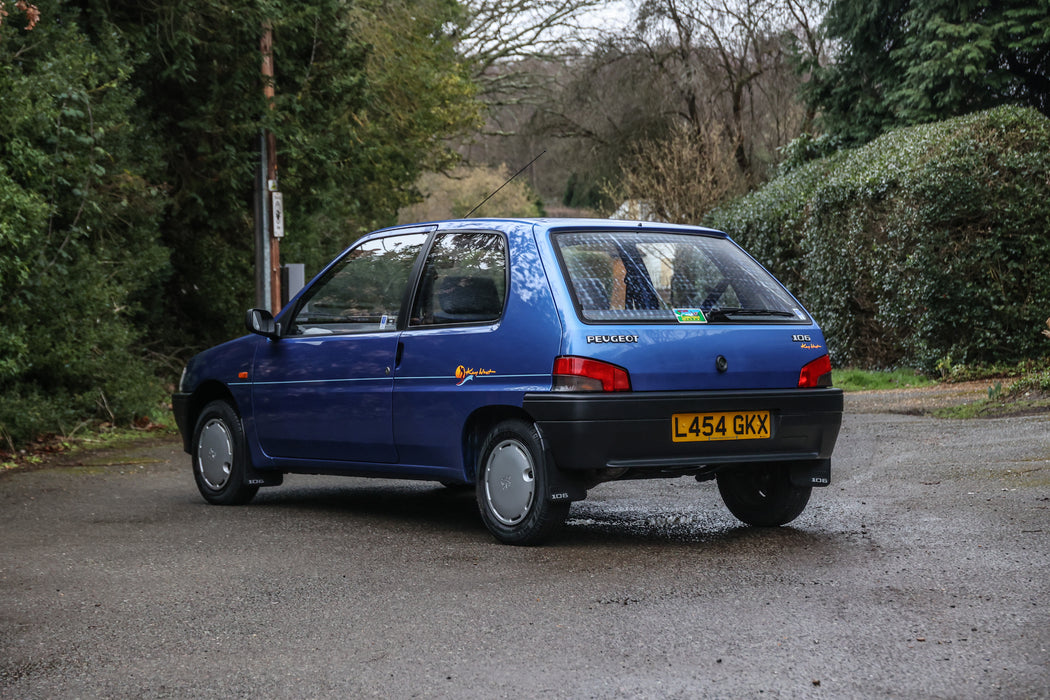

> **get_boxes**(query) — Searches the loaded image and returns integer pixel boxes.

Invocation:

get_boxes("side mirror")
[245,308,281,339]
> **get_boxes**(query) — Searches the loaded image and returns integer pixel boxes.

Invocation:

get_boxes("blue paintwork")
[178,218,834,482]
[181,334,259,418]
[531,222,828,392]
[251,333,400,463]
[390,221,562,478]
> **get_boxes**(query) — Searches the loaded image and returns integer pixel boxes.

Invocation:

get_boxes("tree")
[98,0,481,348]
[0,0,486,446]
[482,0,827,217]
[397,164,544,222]
[450,0,620,214]
[630,0,825,184]
[0,1,41,30]
[519,45,676,209]
[892,0,1050,124]
[803,0,1050,145]
[458,0,609,103]
[0,1,169,446]
[611,121,745,223]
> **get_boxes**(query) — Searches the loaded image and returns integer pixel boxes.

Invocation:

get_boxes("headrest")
[436,276,501,318]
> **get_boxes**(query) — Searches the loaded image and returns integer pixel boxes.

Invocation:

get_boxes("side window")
[290,233,427,335]
[410,232,507,326]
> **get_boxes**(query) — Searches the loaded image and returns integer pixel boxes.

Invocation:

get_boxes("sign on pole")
[272,191,284,239]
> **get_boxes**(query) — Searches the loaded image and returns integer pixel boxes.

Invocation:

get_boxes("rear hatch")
[548,227,831,391]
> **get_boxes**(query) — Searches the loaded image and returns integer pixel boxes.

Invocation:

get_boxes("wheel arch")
[460,405,535,483]
[182,381,240,452]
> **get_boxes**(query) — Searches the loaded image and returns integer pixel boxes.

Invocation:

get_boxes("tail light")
[552,356,631,392]
[799,354,833,388]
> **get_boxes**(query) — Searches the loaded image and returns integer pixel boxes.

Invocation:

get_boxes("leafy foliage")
[0,2,169,446]
[708,106,1050,371]
[101,0,480,347]
[803,0,1050,145]
[0,0,482,447]
[707,150,847,293]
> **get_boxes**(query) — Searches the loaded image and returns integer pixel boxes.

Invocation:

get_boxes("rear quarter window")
[410,231,507,326]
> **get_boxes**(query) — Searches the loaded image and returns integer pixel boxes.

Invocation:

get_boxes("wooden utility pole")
[260,19,282,313]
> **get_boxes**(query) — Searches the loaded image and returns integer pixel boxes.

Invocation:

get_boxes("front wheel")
[476,419,569,545]
[191,400,259,506]
[716,466,811,526]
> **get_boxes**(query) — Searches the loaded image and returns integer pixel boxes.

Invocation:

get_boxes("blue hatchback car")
[173,219,843,544]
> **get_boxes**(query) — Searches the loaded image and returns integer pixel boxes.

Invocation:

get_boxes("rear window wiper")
[706,307,798,321]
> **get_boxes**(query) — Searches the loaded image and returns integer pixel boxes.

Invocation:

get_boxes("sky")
[579,0,636,31]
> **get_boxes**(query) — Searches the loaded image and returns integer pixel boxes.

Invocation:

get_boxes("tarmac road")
[1,404,1048,699]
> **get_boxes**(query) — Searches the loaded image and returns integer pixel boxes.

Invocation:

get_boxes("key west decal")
[455,365,496,386]
[672,308,707,323]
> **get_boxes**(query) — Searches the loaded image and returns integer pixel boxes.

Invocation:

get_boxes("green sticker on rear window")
[672,308,707,324]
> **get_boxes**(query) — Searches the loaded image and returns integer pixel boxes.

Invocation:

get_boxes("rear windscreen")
[553,230,809,324]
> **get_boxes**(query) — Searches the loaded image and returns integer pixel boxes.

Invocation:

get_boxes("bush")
[0,6,169,447]
[707,106,1050,371]
[706,151,847,295]
[0,1,482,449]
[397,165,544,222]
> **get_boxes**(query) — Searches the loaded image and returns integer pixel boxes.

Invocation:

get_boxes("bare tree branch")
[459,0,611,101]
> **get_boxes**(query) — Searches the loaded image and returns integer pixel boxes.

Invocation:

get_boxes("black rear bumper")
[524,388,843,475]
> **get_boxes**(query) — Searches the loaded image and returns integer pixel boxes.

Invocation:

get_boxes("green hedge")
[707,106,1050,371]
[0,8,169,448]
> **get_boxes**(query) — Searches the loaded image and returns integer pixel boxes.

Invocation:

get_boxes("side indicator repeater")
[238,371,249,380]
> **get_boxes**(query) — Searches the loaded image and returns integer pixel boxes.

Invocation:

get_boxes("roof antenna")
[465,150,546,218]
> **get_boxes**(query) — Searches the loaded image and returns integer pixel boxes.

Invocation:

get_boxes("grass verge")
[833,368,935,392]
[935,369,1050,418]
[0,414,178,474]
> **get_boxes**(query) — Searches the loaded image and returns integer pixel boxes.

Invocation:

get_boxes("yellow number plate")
[671,411,771,442]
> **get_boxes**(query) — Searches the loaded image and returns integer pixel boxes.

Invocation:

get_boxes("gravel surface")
[843,381,993,415]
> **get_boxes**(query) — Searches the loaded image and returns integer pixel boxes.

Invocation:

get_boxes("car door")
[392,230,512,471]
[251,232,428,464]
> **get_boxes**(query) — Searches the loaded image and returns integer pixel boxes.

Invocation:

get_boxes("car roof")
[369,218,728,239]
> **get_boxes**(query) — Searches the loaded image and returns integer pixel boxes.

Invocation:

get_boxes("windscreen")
[553,230,809,324]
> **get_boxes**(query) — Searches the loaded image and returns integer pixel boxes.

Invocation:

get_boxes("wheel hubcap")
[483,439,535,525]
[197,418,233,490]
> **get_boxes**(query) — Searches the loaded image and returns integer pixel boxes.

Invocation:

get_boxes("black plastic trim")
[172,392,192,453]
[523,388,843,474]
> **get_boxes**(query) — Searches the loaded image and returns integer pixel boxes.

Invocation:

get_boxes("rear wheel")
[192,400,259,506]
[716,466,810,526]
[476,419,569,545]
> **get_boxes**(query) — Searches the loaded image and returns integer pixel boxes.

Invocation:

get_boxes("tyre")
[191,400,259,506]
[716,465,811,526]
[476,419,569,545]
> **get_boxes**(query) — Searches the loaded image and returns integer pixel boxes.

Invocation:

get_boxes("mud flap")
[244,463,283,488]
[537,451,588,505]
[546,461,588,503]
[789,459,831,487]
[536,431,587,503]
